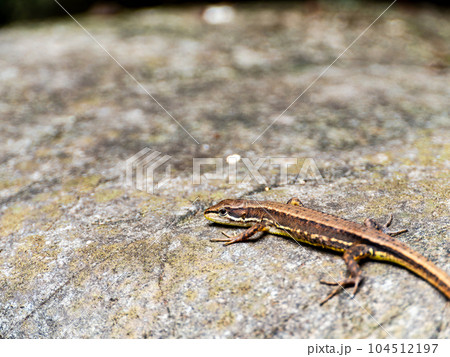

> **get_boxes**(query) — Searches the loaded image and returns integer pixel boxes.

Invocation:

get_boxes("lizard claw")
[210,231,244,246]
[210,231,234,242]
[383,214,393,228]
[319,276,363,305]
[222,231,233,238]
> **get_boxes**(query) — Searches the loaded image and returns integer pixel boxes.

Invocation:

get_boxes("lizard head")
[204,199,251,226]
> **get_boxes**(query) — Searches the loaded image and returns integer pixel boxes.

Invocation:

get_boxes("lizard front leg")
[319,244,374,305]
[286,197,303,206]
[210,222,271,246]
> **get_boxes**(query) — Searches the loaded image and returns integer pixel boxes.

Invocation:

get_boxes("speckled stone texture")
[0,3,448,338]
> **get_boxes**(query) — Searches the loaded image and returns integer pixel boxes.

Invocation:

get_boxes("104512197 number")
[368,343,438,354]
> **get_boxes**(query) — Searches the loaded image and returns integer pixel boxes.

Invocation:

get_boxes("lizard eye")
[218,208,227,216]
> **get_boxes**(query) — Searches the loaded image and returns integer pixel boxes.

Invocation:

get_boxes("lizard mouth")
[204,211,225,224]
[204,211,251,227]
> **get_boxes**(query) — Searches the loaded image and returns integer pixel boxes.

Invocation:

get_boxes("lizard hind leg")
[319,244,373,305]
[364,215,408,237]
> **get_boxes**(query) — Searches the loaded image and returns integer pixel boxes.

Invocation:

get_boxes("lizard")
[204,198,450,304]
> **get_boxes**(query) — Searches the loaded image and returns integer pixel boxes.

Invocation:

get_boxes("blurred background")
[0,0,449,25]
[1,0,449,339]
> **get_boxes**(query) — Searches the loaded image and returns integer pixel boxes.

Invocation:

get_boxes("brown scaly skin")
[204,198,450,304]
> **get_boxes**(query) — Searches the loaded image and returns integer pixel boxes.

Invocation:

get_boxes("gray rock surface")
[0,3,449,338]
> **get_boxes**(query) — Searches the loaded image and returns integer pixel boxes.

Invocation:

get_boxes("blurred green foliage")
[0,0,92,24]
[0,0,448,26]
